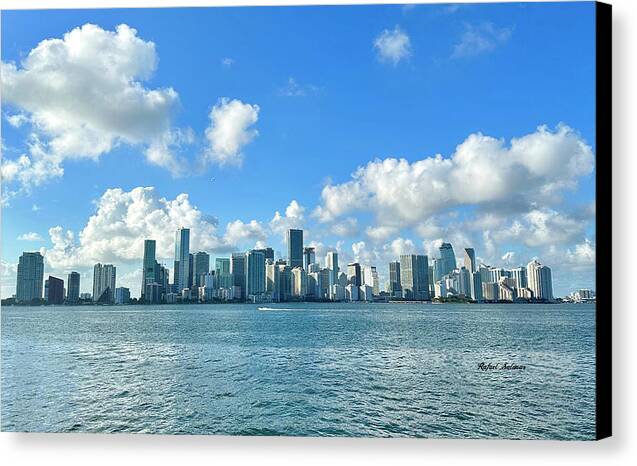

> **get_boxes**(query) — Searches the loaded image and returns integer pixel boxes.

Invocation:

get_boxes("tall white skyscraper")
[174,228,190,292]
[527,260,554,301]
[93,263,116,303]
[325,251,339,287]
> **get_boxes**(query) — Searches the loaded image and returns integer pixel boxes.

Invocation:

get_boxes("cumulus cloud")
[1,23,188,187]
[42,186,258,270]
[331,217,359,237]
[224,219,267,246]
[374,26,412,65]
[452,22,513,58]
[492,208,586,247]
[17,232,43,241]
[270,200,306,237]
[314,125,594,228]
[203,98,260,167]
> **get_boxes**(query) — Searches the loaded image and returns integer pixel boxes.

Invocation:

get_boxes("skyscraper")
[67,271,80,303]
[527,260,554,301]
[325,251,338,287]
[174,228,190,292]
[255,247,275,262]
[141,239,157,301]
[511,267,528,289]
[439,242,457,277]
[399,254,430,300]
[287,229,303,268]
[231,252,246,300]
[193,251,210,287]
[16,251,44,303]
[215,257,233,289]
[388,261,402,298]
[46,276,64,305]
[303,247,316,270]
[245,249,266,298]
[463,248,476,273]
[93,263,116,304]
[347,262,362,286]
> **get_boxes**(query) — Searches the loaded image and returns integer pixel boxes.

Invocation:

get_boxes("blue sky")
[1,2,597,297]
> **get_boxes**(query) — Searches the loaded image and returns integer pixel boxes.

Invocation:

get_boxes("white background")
[0,0,633,464]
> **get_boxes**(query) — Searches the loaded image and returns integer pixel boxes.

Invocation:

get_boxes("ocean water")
[1,303,596,439]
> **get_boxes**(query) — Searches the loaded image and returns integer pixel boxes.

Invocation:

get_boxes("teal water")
[1,303,596,439]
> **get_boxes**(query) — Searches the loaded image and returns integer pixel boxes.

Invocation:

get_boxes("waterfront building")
[307,262,320,273]
[345,284,359,302]
[338,272,349,287]
[318,268,331,299]
[215,258,233,289]
[67,271,80,303]
[276,263,292,302]
[144,282,161,304]
[510,267,528,290]
[287,229,304,269]
[439,243,457,277]
[498,281,516,302]
[266,261,280,301]
[347,262,362,286]
[325,251,339,287]
[458,267,471,297]
[93,263,116,304]
[231,253,246,300]
[388,261,402,298]
[16,251,44,302]
[115,287,131,305]
[518,287,534,300]
[188,253,194,288]
[478,264,490,286]
[141,239,157,301]
[464,248,476,273]
[434,280,447,299]
[330,284,345,301]
[245,249,266,299]
[306,272,318,299]
[572,289,595,302]
[303,247,316,270]
[193,251,210,287]
[199,286,215,302]
[292,267,307,298]
[432,258,444,283]
[482,282,499,301]
[527,260,554,301]
[362,266,380,296]
[360,285,374,302]
[174,228,190,293]
[46,276,64,305]
[470,272,483,301]
[399,254,430,300]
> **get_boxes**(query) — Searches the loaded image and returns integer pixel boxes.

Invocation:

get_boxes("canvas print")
[1,2,609,439]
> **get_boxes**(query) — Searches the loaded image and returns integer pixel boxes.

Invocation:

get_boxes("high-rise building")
[439,243,456,277]
[93,263,116,304]
[67,271,80,303]
[287,229,303,268]
[363,266,380,296]
[231,253,246,300]
[245,249,266,298]
[470,271,483,301]
[303,247,316,270]
[254,247,274,262]
[193,251,210,287]
[291,267,307,298]
[188,253,194,289]
[16,251,44,303]
[46,276,64,304]
[141,239,157,301]
[464,248,476,273]
[325,251,339,287]
[527,260,554,301]
[399,254,430,300]
[458,267,471,297]
[174,228,190,292]
[277,263,292,302]
[432,258,444,283]
[266,261,280,301]
[347,262,362,286]
[511,267,528,290]
[388,261,402,298]
[115,287,131,304]
[215,258,233,289]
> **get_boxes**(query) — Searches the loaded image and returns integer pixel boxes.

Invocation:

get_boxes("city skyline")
[1,3,596,298]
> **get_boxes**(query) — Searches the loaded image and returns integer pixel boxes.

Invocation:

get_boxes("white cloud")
[493,208,586,247]
[223,219,267,246]
[374,26,412,65]
[6,113,28,128]
[564,239,596,268]
[314,125,593,229]
[452,23,513,58]
[1,23,187,187]
[17,232,43,241]
[278,77,320,97]
[270,200,305,237]
[203,98,260,167]
[42,186,250,270]
[366,225,399,242]
[331,217,359,237]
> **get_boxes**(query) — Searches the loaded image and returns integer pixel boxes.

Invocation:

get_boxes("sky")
[1,2,597,298]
